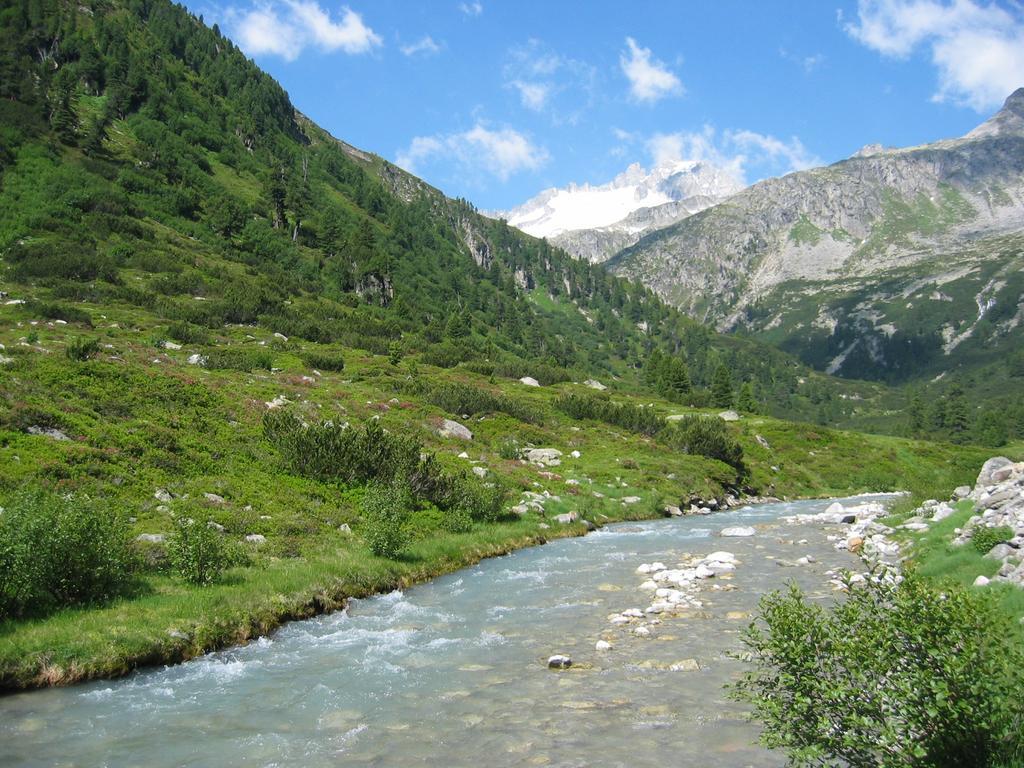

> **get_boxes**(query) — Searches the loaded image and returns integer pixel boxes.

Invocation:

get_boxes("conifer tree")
[711,363,734,408]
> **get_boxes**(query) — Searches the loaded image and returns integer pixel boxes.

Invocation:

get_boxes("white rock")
[265,394,290,409]
[472,466,488,478]
[187,353,205,365]
[632,626,651,638]
[526,448,563,466]
[718,410,740,421]
[584,379,607,391]
[547,654,572,669]
[621,608,644,618]
[720,526,756,538]
[621,496,642,505]
[438,419,473,441]
[973,575,990,587]
[638,580,659,591]
[595,640,613,651]
[154,488,173,503]
[704,551,736,564]
[245,534,266,544]
[694,564,715,579]
[519,376,540,387]
[570,450,581,459]
[135,533,165,544]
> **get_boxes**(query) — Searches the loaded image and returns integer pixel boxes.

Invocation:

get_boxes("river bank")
[0,497,888,767]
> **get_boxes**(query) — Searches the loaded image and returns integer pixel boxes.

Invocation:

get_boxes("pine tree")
[711,363,734,408]
[944,384,969,436]
[664,357,691,399]
[736,381,757,413]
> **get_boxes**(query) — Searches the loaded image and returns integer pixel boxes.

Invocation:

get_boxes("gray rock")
[977,457,1014,488]
[584,379,607,391]
[245,534,266,544]
[207,521,225,532]
[438,419,473,441]
[338,523,352,534]
[554,512,578,525]
[204,492,226,504]
[168,630,190,641]
[718,410,740,422]
[547,654,572,669]
[154,488,173,503]
[720,526,756,538]
[472,466,488,478]
[27,426,71,441]
[952,485,972,500]
[755,434,771,449]
[136,533,165,544]
[986,543,1016,561]
[526,448,563,466]
[581,519,597,531]
[519,376,540,387]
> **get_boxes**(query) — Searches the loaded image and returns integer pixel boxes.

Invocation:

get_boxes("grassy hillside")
[0,307,997,688]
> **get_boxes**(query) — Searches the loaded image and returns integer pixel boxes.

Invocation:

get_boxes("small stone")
[519,376,541,387]
[135,533,165,544]
[245,534,266,544]
[973,575,990,587]
[207,521,225,532]
[718,410,740,421]
[338,523,352,534]
[438,419,473,441]
[547,654,572,669]
[595,640,612,652]
[720,526,756,538]
[632,626,651,638]
[203,492,226,504]
[669,659,700,672]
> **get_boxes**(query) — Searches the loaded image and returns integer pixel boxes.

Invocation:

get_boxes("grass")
[888,500,1024,637]
[0,297,1006,689]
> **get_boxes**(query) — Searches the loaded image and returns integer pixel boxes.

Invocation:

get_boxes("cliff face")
[606,90,1024,381]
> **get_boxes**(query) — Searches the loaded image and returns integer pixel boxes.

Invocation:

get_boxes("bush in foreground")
[361,482,411,559]
[0,490,134,618]
[167,517,229,585]
[731,574,1024,767]
[972,525,1016,555]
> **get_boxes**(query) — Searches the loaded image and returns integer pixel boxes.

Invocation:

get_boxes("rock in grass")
[245,534,266,544]
[136,533,165,544]
[547,654,572,669]
[438,419,473,441]
[519,376,541,387]
[973,575,990,587]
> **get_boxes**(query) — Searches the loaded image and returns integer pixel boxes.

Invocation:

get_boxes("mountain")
[498,160,743,263]
[609,89,1024,387]
[0,0,892,430]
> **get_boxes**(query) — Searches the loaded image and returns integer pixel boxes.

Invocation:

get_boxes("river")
[0,497,888,767]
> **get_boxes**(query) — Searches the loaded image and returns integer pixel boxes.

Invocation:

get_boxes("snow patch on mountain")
[498,160,744,239]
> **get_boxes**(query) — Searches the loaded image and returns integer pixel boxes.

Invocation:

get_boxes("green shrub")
[361,482,410,558]
[166,321,211,345]
[0,490,134,618]
[554,393,661,436]
[498,438,520,460]
[301,348,345,372]
[427,381,542,424]
[731,574,1024,767]
[665,415,744,471]
[66,337,101,361]
[202,346,273,371]
[972,525,1016,555]
[166,517,229,585]
[25,300,93,326]
[442,506,474,533]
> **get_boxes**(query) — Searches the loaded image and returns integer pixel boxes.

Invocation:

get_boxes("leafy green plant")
[361,481,411,558]
[202,347,273,371]
[0,490,134,618]
[972,525,1016,555]
[554,392,661,436]
[166,517,229,586]
[731,574,1024,767]
[300,348,345,372]
[66,337,101,361]
[665,415,744,471]
[166,322,211,345]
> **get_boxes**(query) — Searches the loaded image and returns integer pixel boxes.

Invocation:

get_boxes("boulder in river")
[547,654,572,669]
[720,526,756,538]
[595,640,612,652]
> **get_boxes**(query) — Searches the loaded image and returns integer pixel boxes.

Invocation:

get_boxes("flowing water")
[0,497,890,767]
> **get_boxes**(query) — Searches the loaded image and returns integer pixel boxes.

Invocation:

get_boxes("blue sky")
[188,0,1024,210]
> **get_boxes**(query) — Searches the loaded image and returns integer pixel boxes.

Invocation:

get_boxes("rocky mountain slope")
[609,90,1024,384]
[499,160,742,263]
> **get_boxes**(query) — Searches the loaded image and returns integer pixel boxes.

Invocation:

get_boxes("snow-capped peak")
[498,159,744,239]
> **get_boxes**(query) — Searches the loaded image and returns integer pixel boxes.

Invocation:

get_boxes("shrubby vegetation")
[300,348,345,372]
[167,517,230,585]
[0,490,134,618]
[555,392,661,436]
[732,575,1024,767]
[361,482,411,558]
[202,347,273,371]
[972,525,1016,555]
[66,337,101,361]
[262,411,510,544]
[427,381,542,424]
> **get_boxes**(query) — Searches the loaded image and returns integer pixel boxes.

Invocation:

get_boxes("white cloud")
[229,1,381,61]
[503,40,597,123]
[645,126,821,184]
[459,1,483,16]
[620,37,683,103]
[401,36,442,57]
[845,0,1024,111]
[396,124,549,181]
[510,80,551,111]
